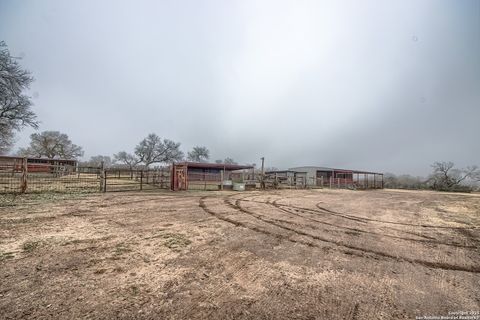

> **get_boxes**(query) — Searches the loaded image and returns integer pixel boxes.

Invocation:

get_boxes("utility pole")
[260,157,265,190]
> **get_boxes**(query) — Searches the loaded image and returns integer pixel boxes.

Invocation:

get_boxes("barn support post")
[220,170,224,190]
[20,157,28,193]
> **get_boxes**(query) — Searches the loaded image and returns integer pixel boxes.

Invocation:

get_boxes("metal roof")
[174,161,254,171]
[0,155,77,162]
[265,170,307,174]
[289,166,382,175]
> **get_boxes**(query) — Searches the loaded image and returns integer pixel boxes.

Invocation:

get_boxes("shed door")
[173,165,187,191]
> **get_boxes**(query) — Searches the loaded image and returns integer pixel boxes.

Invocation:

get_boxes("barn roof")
[0,155,77,162]
[289,166,382,175]
[174,161,254,171]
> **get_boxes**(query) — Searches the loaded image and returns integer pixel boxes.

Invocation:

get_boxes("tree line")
[384,161,480,192]
[85,134,238,169]
[15,131,238,169]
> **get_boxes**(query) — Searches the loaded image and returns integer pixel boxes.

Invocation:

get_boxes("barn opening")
[171,162,255,191]
[289,166,384,189]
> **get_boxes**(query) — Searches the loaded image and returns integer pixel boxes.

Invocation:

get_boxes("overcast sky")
[0,0,479,175]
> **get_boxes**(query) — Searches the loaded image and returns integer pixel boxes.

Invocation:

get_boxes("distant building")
[288,166,383,189]
[0,156,77,173]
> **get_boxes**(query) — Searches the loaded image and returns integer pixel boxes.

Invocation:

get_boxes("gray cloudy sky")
[1,0,479,175]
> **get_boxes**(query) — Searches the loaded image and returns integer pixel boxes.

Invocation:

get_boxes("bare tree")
[0,41,38,153]
[0,125,15,154]
[81,155,112,168]
[383,173,427,189]
[223,157,237,165]
[113,151,140,170]
[472,170,480,182]
[429,161,479,191]
[187,146,209,162]
[214,157,237,165]
[18,131,84,159]
[135,133,183,167]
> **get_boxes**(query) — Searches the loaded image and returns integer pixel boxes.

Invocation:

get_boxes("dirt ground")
[0,189,479,319]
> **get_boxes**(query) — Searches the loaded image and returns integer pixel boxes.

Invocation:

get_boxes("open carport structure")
[288,166,383,189]
[171,162,255,191]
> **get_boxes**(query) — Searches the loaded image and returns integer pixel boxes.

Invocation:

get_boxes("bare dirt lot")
[1,189,479,319]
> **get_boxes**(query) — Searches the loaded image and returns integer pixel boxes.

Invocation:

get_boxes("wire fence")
[0,157,171,194]
[0,157,383,194]
[0,161,101,194]
[104,168,170,192]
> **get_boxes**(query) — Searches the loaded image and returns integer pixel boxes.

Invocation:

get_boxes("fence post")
[20,157,28,193]
[103,170,107,192]
[99,161,104,192]
[140,170,143,190]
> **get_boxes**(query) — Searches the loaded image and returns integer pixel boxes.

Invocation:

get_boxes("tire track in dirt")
[227,198,480,274]
[236,195,441,241]
[249,194,477,230]
[199,195,371,262]
[313,203,478,230]
[246,196,440,241]
[257,199,477,249]
[198,196,321,249]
